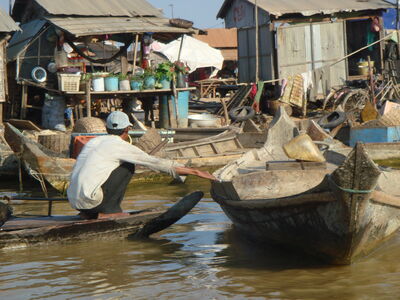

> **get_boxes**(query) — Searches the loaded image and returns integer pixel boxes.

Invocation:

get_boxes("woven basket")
[73,117,106,133]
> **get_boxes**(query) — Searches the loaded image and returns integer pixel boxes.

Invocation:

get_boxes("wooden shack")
[0,8,20,122]
[7,0,197,128]
[217,0,394,89]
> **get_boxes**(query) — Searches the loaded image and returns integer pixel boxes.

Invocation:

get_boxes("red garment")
[249,83,257,99]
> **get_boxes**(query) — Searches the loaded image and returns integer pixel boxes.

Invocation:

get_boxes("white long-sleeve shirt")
[67,135,180,210]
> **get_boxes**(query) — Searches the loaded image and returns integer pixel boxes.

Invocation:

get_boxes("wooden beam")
[20,83,28,119]
[85,80,91,117]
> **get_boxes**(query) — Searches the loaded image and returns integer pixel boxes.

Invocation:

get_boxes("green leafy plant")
[155,62,174,81]
[143,67,156,77]
[118,73,129,81]
[130,74,143,81]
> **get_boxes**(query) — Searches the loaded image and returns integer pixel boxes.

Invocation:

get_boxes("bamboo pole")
[255,0,259,82]
[177,34,185,62]
[132,34,139,74]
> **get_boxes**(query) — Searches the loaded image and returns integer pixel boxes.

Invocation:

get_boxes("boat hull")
[0,191,203,250]
[212,189,400,264]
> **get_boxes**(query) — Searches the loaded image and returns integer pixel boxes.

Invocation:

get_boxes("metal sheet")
[0,8,20,32]
[46,17,194,37]
[277,21,346,93]
[277,24,312,78]
[237,25,273,82]
[7,20,46,61]
[218,0,394,18]
[36,0,162,17]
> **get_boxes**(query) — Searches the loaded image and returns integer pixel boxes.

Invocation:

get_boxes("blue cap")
[106,111,133,130]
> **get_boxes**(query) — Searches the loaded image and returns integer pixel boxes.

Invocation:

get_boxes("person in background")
[67,111,215,219]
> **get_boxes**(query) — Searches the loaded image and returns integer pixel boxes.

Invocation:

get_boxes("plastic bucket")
[92,77,105,91]
[357,61,374,76]
[160,78,170,89]
[144,76,156,89]
[119,79,131,91]
[130,80,143,90]
[104,76,119,91]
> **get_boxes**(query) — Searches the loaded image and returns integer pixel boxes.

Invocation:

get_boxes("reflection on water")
[1,178,400,299]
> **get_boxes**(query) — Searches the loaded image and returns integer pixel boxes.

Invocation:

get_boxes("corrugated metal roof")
[0,8,21,32]
[218,0,395,18]
[7,19,46,61]
[36,0,162,17]
[46,17,194,37]
[193,28,237,48]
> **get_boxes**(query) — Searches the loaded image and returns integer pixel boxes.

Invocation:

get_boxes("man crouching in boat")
[67,111,215,219]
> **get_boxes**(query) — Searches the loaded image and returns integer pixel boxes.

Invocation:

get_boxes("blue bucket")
[144,76,156,89]
[130,80,143,90]
[104,76,119,91]
[160,78,171,89]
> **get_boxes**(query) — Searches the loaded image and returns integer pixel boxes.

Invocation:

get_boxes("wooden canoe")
[0,191,203,250]
[211,144,400,264]
[4,123,253,193]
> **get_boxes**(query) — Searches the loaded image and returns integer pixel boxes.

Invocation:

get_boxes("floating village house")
[7,0,195,127]
[217,0,394,91]
[0,8,20,123]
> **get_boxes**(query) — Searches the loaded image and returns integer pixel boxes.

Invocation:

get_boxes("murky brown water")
[1,177,400,299]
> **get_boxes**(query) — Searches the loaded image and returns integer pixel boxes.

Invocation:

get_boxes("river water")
[1,177,400,300]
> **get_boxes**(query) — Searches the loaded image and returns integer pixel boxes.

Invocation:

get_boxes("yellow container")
[357,61,374,76]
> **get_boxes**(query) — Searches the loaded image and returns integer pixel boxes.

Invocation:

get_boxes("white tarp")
[158,35,224,73]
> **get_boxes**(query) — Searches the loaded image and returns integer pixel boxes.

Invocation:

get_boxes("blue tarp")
[383,8,397,29]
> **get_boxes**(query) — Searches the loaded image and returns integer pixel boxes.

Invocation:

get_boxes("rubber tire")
[229,106,255,122]
[317,111,346,129]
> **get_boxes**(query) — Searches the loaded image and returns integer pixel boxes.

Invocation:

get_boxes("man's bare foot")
[97,212,130,219]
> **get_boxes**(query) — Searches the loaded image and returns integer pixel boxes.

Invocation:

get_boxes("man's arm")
[175,166,216,181]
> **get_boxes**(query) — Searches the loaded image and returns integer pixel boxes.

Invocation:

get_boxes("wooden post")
[368,56,376,105]
[132,34,139,74]
[85,79,91,117]
[121,50,128,75]
[220,97,230,125]
[20,83,28,119]
[397,0,400,57]
[255,0,259,82]
[177,34,185,62]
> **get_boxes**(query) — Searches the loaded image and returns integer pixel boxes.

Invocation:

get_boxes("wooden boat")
[211,143,400,264]
[4,123,256,193]
[0,191,203,250]
[0,127,18,177]
[4,122,74,194]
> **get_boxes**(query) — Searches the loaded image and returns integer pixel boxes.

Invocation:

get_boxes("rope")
[328,175,376,194]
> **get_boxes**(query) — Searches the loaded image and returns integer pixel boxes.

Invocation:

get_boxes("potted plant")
[143,67,156,90]
[118,73,130,91]
[104,73,119,91]
[155,62,174,89]
[130,74,143,91]
[91,72,107,92]
[173,61,190,88]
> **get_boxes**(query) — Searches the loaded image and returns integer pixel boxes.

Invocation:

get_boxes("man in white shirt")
[67,111,215,219]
